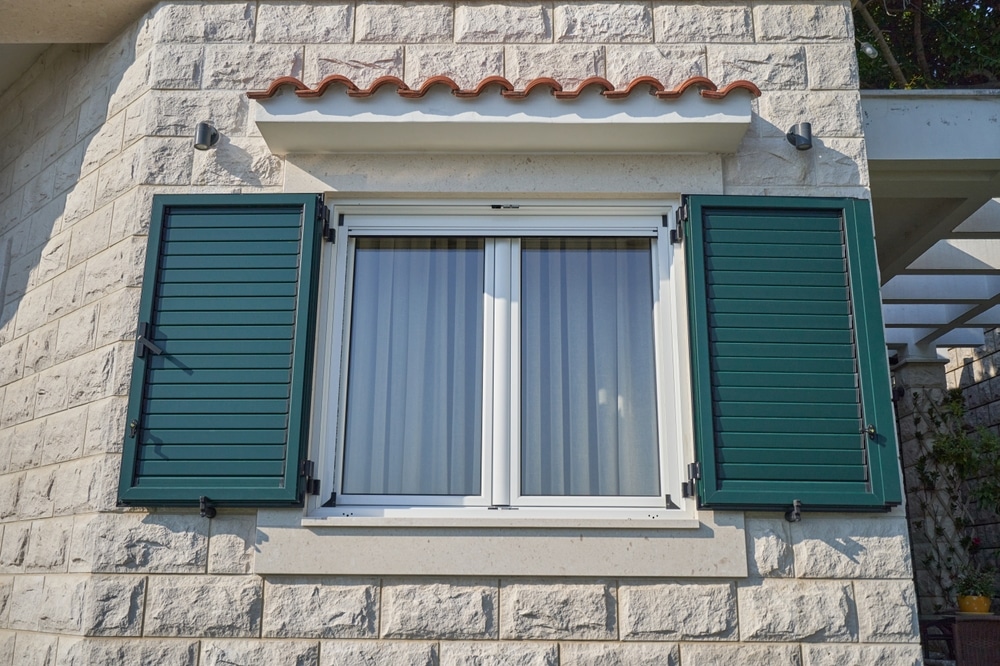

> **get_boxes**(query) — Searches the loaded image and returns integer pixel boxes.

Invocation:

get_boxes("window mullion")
[491,239,512,507]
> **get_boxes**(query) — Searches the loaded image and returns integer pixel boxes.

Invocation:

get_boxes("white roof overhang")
[864,90,1000,358]
[252,84,755,155]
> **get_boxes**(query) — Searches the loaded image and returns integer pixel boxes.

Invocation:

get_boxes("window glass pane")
[342,238,485,496]
[521,238,660,496]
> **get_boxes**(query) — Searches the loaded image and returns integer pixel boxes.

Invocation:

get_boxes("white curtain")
[342,238,484,495]
[520,238,659,496]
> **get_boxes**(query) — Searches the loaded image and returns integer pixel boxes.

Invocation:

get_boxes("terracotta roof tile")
[247,75,761,101]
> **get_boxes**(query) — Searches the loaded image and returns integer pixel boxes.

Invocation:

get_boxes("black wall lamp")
[194,121,220,150]
[786,122,813,151]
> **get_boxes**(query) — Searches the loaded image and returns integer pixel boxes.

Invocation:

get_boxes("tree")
[853,0,1000,89]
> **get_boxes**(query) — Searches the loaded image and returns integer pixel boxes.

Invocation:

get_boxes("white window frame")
[309,200,692,520]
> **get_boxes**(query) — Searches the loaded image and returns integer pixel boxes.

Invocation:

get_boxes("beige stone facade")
[0,2,920,664]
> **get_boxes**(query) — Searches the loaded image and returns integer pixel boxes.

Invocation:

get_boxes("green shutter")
[685,195,902,511]
[118,194,323,507]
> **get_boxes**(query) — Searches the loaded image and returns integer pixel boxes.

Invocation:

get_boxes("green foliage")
[912,388,1000,609]
[854,0,1000,88]
[956,564,996,597]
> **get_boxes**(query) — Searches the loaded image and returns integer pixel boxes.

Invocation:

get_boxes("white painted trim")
[253,85,753,155]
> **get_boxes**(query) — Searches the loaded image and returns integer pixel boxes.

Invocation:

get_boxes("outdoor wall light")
[786,122,813,151]
[194,122,220,150]
[859,41,879,59]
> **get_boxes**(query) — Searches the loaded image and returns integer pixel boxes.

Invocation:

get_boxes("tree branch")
[852,0,910,87]
[913,0,934,84]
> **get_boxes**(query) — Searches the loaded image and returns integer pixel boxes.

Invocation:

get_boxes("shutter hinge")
[300,459,320,496]
[784,499,803,523]
[681,462,701,498]
[135,322,163,358]
[199,496,217,519]
[318,199,334,243]
[671,203,688,244]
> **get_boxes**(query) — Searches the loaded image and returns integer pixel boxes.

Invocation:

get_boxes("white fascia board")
[881,274,1000,303]
[907,238,1000,272]
[253,86,753,155]
[884,327,985,348]
[882,303,975,327]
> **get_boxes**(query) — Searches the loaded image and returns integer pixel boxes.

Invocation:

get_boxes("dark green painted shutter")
[685,195,902,511]
[118,194,323,506]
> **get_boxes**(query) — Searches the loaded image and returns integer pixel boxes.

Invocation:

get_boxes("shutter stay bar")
[135,322,163,358]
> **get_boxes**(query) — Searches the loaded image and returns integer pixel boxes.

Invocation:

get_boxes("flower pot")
[957,595,992,613]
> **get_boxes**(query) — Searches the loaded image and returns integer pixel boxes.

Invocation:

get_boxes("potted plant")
[955,565,995,613]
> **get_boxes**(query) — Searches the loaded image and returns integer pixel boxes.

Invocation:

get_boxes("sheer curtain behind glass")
[342,238,484,496]
[521,238,660,496]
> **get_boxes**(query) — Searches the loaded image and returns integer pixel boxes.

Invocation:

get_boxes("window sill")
[255,509,747,577]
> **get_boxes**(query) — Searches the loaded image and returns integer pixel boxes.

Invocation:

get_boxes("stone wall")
[0,2,920,664]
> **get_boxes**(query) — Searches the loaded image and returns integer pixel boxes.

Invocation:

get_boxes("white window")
[313,203,687,517]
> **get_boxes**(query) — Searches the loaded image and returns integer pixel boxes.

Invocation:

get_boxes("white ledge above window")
[248,75,760,155]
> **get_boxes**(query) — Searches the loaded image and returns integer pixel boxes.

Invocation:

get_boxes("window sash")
[330,212,675,510]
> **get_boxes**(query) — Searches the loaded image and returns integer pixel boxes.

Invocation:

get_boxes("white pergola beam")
[881,273,1000,303]
[907,238,1000,272]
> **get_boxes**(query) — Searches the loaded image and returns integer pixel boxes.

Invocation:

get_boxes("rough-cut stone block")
[800,644,921,666]
[0,474,24,522]
[455,2,552,43]
[8,573,44,630]
[56,637,200,665]
[320,641,437,666]
[80,115,124,178]
[620,581,737,640]
[0,333,24,386]
[202,639,319,665]
[854,580,919,642]
[18,467,55,520]
[52,454,118,516]
[404,46,504,89]
[440,642,558,666]
[806,44,859,90]
[506,45,604,88]
[11,630,57,665]
[790,517,911,579]
[69,513,209,573]
[94,146,141,207]
[149,44,205,90]
[555,2,652,42]
[107,50,152,119]
[84,397,128,456]
[304,45,404,87]
[68,205,113,269]
[356,2,453,43]
[0,375,36,428]
[191,137,283,187]
[52,305,99,366]
[709,45,807,91]
[0,631,13,666]
[262,577,377,638]
[381,579,497,639]
[746,516,794,578]
[38,573,88,632]
[754,3,852,42]
[47,265,86,322]
[738,579,857,642]
[95,288,141,348]
[758,91,863,139]
[83,236,146,303]
[62,175,99,228]
[560,642,680,666]
[208,513,256,574]
[680,643,802,666]
[204,45,304,91]
[653,1,753,43]
[24,516,74,572]
[0,521,29,572]
[137,137,193,186]
[82,574,146,636]
[145,574,262,637]
[153,2,255,43]
[605,45,705,89]
[723,138,810,188]
[814,138,868,188]
[500,580,616,640]
[7,418,46,471]
[256,2,353,43]
[140,92,249,138]
[0,576,11,626]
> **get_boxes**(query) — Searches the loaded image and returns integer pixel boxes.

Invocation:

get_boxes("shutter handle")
[135,322,163,358]
[129,419,139,438]
[864,424,877,440]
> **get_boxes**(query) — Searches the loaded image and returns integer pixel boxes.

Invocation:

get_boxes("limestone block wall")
[0,2,919,664]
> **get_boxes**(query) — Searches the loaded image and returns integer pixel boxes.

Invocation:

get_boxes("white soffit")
[252,85,754,155]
